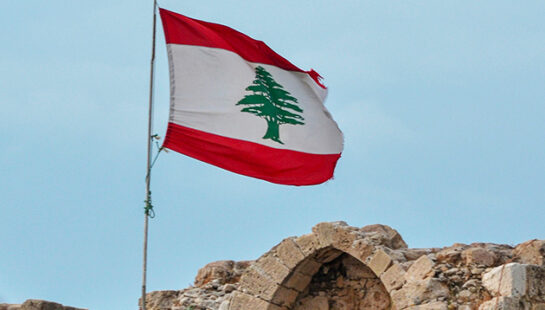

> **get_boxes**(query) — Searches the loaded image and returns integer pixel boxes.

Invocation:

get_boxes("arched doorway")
[229,223,405,310]
[293,252,391,310]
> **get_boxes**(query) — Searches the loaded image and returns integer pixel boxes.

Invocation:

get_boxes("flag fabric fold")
[159,8,343,185]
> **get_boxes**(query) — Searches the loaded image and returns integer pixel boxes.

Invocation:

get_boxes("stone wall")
[143,222,545,310]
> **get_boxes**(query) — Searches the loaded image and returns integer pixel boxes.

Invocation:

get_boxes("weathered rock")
[391,278,449,309]
[404,249,438,261]
[405,301,449,310]
[515,240,545,266]
[367,249,393,276]
[17,300,85,310]
[294,296,328,310]
[478,296,528,310]
[360,224,408,249]
[526,265,545,301]
[482,263,528,297]
[194,260,251,287]
[405,255,434,282]
[381,262,407,291]
[462,248,497,267]
[436,243,469,264]
[273,237,306,269]
[218,300,230,310]
[140,291,178,310]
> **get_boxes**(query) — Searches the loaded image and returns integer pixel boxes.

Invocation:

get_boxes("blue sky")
[1,1,544,309]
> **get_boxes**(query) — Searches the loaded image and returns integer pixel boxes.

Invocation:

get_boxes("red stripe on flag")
[159,8,326,89]
[163,123,341,186]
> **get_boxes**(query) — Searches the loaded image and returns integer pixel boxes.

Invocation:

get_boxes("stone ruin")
[142,222,545,310]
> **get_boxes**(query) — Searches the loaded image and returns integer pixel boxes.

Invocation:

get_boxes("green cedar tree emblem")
[236,66,305,144]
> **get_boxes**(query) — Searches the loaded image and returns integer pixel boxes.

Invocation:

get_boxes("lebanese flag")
[159,8,343,185]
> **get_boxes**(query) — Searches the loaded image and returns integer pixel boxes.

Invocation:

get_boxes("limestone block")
[312,221,357,252]
[390,288,410,309]
[293,233,321,257]
[405,255,435,283]
[194,260,235,287]
[142,290,178,310]
[390,278,449,309]
[345,239,374,262]
[462,248,497,267]
[482,263,527,297]
[238,266,278,300]
[313,248,343,263]
[360,224,408,249]
[478,296,529,310]
[457,289,474,304]
[254,256,291,284]
[294,296,329,310]
[293,257,322,276]
[387,248,410,263]
[228,291,272,310]
[218,300,230,310]
[270,286,299,308]
[381,263,407,291]
[311,221,347,244]
[515,240,545,266]
[404,249,436,261]
[526,265,545,300]
[367,249,393,277]
[273,238,305,269]
[404,301,448,310]
[436,244,468,264]
[283,271,312,292]
[266,303,289,310]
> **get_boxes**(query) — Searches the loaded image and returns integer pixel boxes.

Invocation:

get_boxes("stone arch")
[228,222,408,310]
[289,248,391,310]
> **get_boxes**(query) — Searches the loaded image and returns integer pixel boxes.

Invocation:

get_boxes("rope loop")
[143,133,166,219]
[144,192,156,218]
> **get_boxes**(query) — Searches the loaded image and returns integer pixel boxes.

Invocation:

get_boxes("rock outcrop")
[142,222,545,310]
[0,299,85,310]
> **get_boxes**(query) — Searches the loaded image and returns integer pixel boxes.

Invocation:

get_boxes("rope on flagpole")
[150,135,166,170]
[142,0,158,309]
[144,136,165,219]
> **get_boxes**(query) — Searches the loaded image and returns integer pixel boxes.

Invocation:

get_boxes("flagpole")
[142,0,157,309]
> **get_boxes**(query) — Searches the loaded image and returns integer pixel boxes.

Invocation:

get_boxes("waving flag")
[159,8,343,185]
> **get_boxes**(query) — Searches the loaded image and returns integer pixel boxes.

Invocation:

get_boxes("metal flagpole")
[142,0,158,309]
